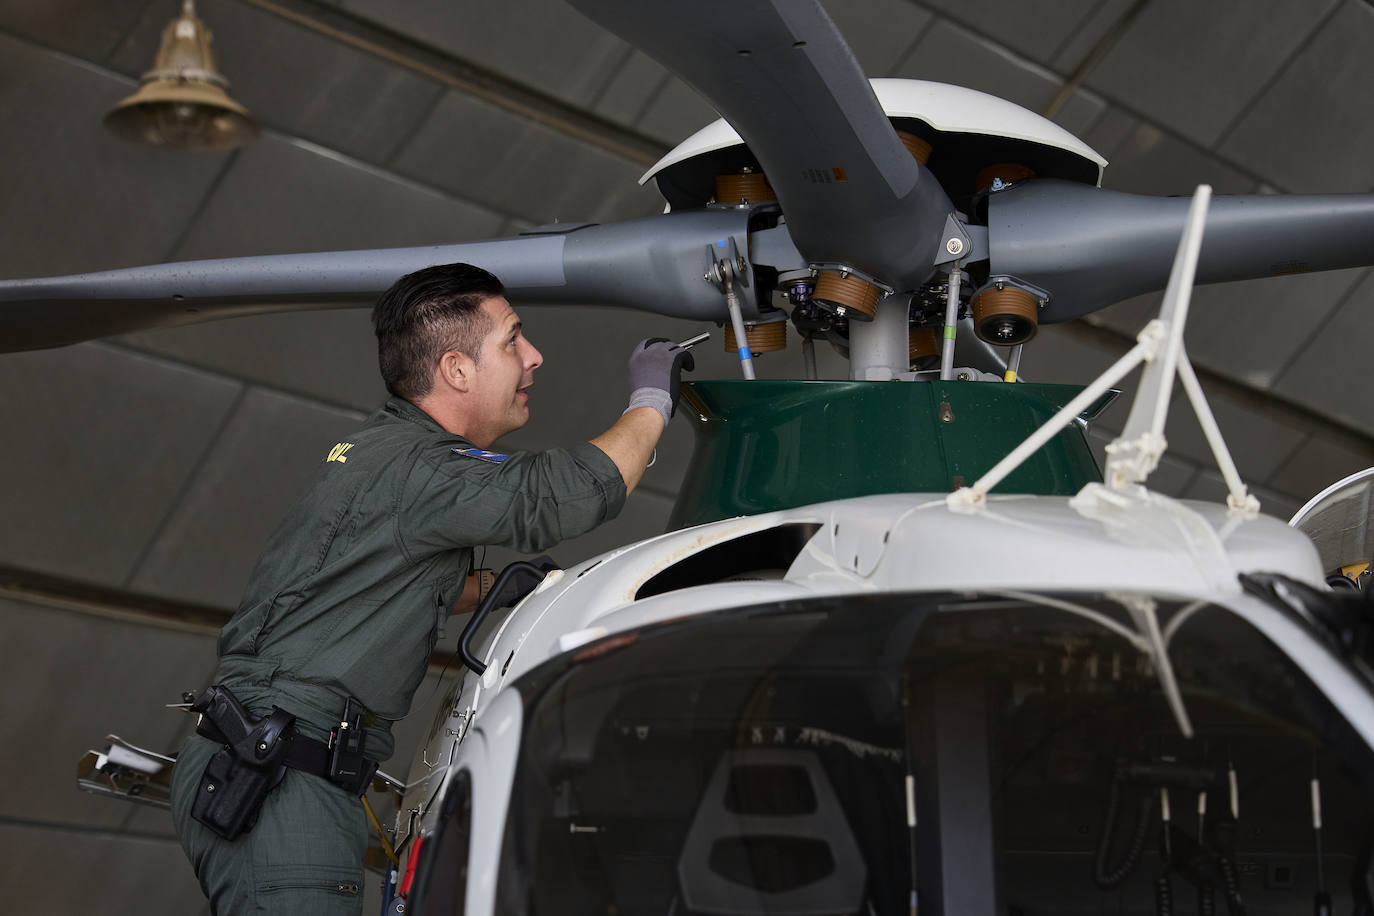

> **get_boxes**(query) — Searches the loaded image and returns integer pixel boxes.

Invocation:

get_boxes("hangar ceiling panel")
[1182,269,1369,389]
[821,0,935,76]
[631,77,720,149]
[392,90,653,224]
[1273,270,1374,430]
[0,345,239,587]
[891,18,1106,138]
[0,0,152,62]
[167,134,504,260]
[1160,385,1305,485]
[1079,0,1341,149]
[1085,111,1256,195]
[1267,430,1374,499]
[918,0,1105,64]
[589,50,673,126]
[341,0,632,108]
[118,309,389,413]
[1219,0,1374,194]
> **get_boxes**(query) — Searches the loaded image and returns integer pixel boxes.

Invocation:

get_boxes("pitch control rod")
[706,240,756,380]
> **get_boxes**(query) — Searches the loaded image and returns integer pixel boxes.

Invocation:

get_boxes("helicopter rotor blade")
[988,180,1374,322]
[0,211,754,353]
[567,0,957,290]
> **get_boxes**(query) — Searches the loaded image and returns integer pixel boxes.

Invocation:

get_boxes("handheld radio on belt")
[189,685,378,840]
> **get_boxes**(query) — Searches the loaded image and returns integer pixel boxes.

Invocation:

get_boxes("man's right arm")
[589,406,663,496]
[589,337,695,495]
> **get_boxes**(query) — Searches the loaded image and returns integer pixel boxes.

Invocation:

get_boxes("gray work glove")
[625,338,696,427]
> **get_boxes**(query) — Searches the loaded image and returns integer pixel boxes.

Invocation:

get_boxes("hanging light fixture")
[104,0,259,151]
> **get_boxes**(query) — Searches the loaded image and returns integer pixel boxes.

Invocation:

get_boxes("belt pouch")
[191,701,296,841]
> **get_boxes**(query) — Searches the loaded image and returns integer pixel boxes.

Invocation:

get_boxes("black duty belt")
[191,685,378,798]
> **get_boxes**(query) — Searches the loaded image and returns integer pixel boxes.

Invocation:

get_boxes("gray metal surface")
[0,210,754,351]
[570,0,956,289]
[989,180,1374,322]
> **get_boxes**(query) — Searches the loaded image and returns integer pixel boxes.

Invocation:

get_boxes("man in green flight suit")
[169,262,693,913]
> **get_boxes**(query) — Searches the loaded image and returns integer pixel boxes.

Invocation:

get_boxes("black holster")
[190,685,296,841]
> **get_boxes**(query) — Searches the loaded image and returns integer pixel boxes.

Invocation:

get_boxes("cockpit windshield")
[491,591,1374,915]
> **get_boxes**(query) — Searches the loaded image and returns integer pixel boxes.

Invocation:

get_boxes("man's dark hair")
[372,263,505,400]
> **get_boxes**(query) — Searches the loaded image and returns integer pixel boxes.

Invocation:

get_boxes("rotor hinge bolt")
[946,238,964,256]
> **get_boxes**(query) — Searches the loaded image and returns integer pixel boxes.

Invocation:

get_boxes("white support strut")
[948,185,1260,515]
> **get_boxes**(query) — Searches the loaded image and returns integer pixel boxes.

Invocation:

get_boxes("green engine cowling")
[668,379,1111,530]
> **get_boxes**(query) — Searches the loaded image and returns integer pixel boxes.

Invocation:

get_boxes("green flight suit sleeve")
[398,441,627,557]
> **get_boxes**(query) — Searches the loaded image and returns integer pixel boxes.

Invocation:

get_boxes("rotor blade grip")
[517,210,757,320]
[989,181,1374,322]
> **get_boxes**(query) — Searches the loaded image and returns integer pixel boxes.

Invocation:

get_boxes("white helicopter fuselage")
[397,488,1374,914]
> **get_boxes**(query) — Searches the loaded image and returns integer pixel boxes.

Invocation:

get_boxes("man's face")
[464,296,543,446]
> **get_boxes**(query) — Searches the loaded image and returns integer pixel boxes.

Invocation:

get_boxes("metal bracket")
[972,275,1050,309]
[806,261,895,296]
[932,213,980,266]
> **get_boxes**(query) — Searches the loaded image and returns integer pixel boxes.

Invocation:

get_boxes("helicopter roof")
[468,490,1323,698]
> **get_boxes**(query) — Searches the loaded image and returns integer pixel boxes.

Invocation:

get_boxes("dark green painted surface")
[668,380,1108,529]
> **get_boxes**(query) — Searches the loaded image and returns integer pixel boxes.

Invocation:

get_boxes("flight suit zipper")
[259,879,359,896]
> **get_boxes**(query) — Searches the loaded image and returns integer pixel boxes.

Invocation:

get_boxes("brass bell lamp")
[104,0,259,150]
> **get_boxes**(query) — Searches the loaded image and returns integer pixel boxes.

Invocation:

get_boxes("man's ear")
[436,350,475,394]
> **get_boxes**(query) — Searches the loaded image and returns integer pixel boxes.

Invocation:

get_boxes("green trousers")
[171,735,369,915]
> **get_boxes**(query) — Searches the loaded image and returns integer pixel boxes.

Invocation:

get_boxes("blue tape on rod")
[738,347,754,361]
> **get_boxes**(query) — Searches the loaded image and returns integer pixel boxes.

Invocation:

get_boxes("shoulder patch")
[452,447,509,463]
